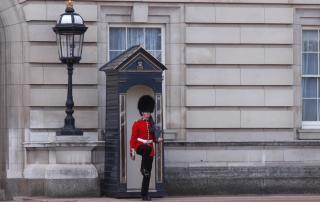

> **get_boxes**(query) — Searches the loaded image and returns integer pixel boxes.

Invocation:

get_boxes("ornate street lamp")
[53,0,87,136]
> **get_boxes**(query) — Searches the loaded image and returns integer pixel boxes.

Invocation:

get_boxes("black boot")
[142,195,152,201]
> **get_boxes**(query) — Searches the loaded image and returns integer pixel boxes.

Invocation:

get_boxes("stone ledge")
[298,129,320,140]
[164,141,320,147]
[23,141,104,148]
[165,165,320,195]
[24,164,98,179]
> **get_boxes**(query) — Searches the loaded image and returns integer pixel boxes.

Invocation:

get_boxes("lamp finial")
[67,0,73,8]
[66,0,74,12]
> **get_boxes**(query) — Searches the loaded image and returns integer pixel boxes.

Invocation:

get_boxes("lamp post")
[53,0,87,136]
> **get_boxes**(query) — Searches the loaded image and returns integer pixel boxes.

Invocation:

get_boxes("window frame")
[107,24,165,64]
[302,27,320,129]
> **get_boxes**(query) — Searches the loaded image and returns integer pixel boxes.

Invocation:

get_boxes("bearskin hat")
[138,95,155,115]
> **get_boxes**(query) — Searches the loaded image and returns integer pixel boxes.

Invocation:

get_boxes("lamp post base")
[56,128,83,136]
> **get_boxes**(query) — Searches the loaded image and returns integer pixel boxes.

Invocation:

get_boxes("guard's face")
[142,112,151,119]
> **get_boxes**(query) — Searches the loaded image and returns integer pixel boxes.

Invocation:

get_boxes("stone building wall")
[0,0,320,199]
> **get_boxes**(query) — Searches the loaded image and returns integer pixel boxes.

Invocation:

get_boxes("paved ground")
[9,195,320,202]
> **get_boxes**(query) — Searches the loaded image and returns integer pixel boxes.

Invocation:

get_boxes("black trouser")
[137,144,153,197]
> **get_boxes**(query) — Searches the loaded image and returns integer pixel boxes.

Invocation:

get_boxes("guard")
[129,95,163,201]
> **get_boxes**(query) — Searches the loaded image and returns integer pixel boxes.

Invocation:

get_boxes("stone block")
[131,3,148,23]
[46,178,99,197]
[7,85,23,107]
[29,131,49,142]
[284,149,320,162]
[206,149,262,162]
[7,107,25,129]
[6,64,22,85]
[185,47,215,64]
[43,66,97,85]
[170,23,184,44]
[186,67,240,85]
[167,86,184,107]
[28,24,97,43]
[264,150,284,162]
[30,88,98,107]
[29,44,97,64]
[186,88,215,106]
[8,42,23,64]
[7,129,24,178]
[214,130,294,142]
[56,150,91,164]
[241,26,293,44]
[29,44,59,63]
[215,88,264,106]
[28,24,55,42]
[216,47,264,64]
[1,6,21,26]
[4,23,23,42]
[0,0,14,12]
[166,65,184,86]
[27,150,49,164]
[265,7,293,24]
[82,45,98,64]
[46,2,97,22]
[187,110,240,128]
[24,165,47,179]
[186,131,215,142]
[265,48,293,64]
[185,6,215,23]
[216,6,264,23]
[45,164,98,179]
[23,2,46,21]
[186,27,240,44]
[168,44,182,65]
[30,109,98,129]
[166,107,184,129]
[241,110,293,128]
[241,67,293,85]
[265,88,293,106]
[29,66,43,84]
[166,149,206,163]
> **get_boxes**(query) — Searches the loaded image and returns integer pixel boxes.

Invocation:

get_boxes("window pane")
[127,28,144,48]
[109,51,123,61]
[303,30,318,52]
[110,27,126,50]
[303,99,317,121]
[148,50,161,61]
[302,53,318,75]
[303,78,317,98]
[146,28,161,50]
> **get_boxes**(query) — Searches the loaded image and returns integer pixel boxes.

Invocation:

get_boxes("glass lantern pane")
[60,34,68,58]
[73,34,82,58]
[74,15,83,24]
[56,34,62,59]
[61,15,72,24]
[66,34,73,58]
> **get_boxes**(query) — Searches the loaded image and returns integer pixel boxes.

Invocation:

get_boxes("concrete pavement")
[9,195,320,202]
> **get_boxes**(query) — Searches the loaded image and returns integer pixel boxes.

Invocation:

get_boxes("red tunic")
[130,119,157,157]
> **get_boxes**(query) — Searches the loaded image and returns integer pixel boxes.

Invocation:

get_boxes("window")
[302,30,320,128]
[108,26,163,62]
